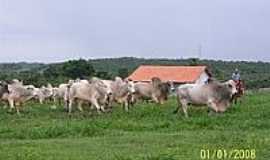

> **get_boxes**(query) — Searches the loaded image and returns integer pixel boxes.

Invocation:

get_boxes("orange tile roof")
[128,65,207,83]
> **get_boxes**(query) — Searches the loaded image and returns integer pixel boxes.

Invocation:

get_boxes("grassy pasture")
[0,92,269,160]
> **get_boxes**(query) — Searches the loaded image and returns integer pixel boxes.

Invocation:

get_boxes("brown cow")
[132,77,172,104]
[231,80,245,104]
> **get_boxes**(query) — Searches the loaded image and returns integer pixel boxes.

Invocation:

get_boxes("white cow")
[109,77,136,111]
[175,80,237,117]
[7,82,36,114]
[66,80,110,114]
[52,83,70,107]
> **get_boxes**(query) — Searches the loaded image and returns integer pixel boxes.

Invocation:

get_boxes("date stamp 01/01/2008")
[200,149,256,160]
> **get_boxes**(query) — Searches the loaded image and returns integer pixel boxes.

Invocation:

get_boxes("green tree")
[188,58,200,66]
[95,71,112,79]
[62,59,95,79]
[118,68,129,78]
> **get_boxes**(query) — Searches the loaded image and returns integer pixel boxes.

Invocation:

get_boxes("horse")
[231,80,245,104]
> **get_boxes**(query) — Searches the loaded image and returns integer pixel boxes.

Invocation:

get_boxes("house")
[127,65,210,85]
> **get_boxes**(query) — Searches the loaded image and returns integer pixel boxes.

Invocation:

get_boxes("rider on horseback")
[231,68,245,103]
[232,68,241,82]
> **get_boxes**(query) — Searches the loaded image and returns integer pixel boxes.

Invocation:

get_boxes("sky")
[0,0,270,62]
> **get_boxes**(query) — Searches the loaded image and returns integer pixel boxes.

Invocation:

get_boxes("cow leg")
[64,92,69,111]
[160,100,164,105]
[8,97,15,112]
[90,104,95,110]
[100,105,106,112]
[39,97,44,104]
[106,95,113,109]
[64,96,69,111]
[68,98,73,114]
[173,96,187,115]
[12,100,22,115]
[91,99,102,114]
[107,98,113,110]
[151,94,159,104]
[130,96,136,107]
[207,100,219,115]
[173,99,181,114]
[181,101,189,118]
[55,96,61,106]
[124,100,129,112]
[15,105,21,115]
[53,96,57,104]
[131,94,137,107]
[77,100,84,112]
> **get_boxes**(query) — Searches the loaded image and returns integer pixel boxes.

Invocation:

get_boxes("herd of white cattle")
[0,77,238,117]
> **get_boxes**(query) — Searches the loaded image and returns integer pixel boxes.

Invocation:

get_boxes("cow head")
[43,87,54,97]
[126,80,136,94]
[91,78,112,95]
[224,80,237,96]
[105,86,112,95]
[124,79,136,94]
[158,82,173,101]
[167,81,175,92]
[0,81,9,94]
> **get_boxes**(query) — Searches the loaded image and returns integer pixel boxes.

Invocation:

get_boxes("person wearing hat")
[232,68,241,82]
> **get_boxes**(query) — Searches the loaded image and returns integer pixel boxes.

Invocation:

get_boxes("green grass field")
[0,92,269,160]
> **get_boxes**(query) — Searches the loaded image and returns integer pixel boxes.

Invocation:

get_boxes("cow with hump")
[108,77,136,112]
[175,79,237,117]
[66,77,111,114]
[85,76,136,112]
[5,79,37,114]
[132,77,173,104]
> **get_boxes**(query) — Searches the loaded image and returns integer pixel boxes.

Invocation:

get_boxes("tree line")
[0,57,269,89]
